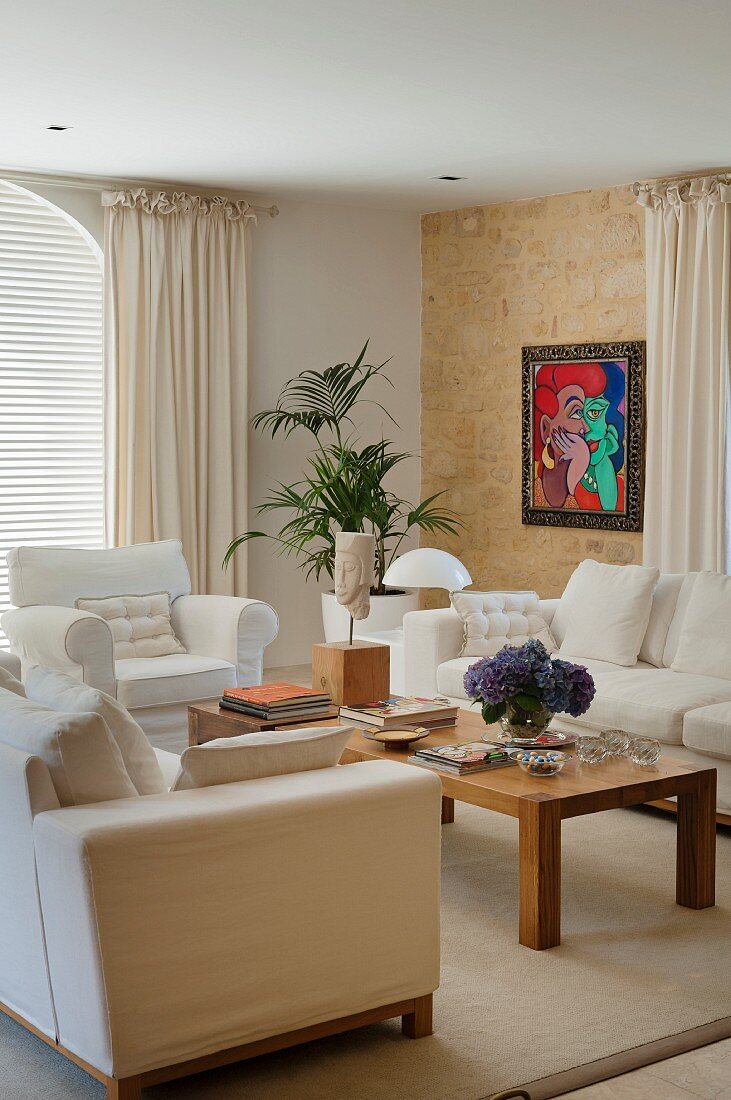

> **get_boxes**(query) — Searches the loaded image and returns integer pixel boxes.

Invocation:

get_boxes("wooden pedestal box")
[311,640,390,707]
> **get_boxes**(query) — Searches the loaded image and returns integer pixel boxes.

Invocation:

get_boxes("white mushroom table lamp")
[381,547,472,595]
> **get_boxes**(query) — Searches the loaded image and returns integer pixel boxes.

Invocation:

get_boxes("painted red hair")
[533,361,606,463]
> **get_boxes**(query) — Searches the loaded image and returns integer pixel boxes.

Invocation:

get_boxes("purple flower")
[463,639,595,718]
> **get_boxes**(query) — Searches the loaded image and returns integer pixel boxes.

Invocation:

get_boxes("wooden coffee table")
[341,711,717,950]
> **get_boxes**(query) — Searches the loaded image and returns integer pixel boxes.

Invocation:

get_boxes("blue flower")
[463,638,595,718]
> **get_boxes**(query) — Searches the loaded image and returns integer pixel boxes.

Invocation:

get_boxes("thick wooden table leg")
[677,769,716,909]
[441,795,455,824]
[402,993,433,1038]
[519,796,561,950]
[106,1076,142,1100]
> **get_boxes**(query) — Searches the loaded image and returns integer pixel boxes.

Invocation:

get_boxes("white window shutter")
[0,180,104,646]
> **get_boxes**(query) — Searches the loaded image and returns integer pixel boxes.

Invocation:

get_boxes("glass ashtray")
[602,729,632,756]
[630,737,661,766]
[576,735,607,764]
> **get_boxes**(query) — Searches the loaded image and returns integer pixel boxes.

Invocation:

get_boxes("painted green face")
[583,396,610,442]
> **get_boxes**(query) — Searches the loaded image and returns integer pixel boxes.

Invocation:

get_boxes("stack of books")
[339,695,460,730]
[220,683,333,723]
[409,741,516,775]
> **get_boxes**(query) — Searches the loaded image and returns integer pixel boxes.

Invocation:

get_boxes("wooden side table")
[188,700,341,746]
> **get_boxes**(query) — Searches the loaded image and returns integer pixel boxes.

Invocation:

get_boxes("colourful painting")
[521,341,645,531]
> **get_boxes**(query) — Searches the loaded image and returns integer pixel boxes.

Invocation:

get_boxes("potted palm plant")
[224,343,462,639]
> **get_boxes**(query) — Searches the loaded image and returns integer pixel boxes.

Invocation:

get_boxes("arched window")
[0,180,104,645]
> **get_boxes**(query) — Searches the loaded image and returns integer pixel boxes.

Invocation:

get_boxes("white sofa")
[1,540,279,738]
[403,573,731,815]
[0,666,441,1098]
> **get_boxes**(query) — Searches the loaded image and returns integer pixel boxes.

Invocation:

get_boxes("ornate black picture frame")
[521,340,645,531]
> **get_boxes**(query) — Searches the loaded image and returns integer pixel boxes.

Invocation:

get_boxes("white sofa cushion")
[438,654,642,703]
[115,654,237,710]
[76,592,186,661]
[671,571,731,681]
[0,687,137,805]
[638,573,685,667]
[557,560,659,667]
[450,590,555,658]
[7,539,191,609]
[0,665,25,696]
[683,702,731,761]
[25,666,166,795]
[581,668,731,744]
[662,573,698,668]
[171,725,354,791]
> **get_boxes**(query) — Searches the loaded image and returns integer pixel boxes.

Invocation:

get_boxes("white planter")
[321,589,419,643]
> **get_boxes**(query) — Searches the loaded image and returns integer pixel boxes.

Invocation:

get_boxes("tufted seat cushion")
[115,654,236,710]
[450,590,556,658]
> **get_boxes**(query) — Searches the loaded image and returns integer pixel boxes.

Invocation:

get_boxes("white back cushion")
[75,592,186,660]
[172,725,354,791]
[557,559,659,667]
[638,573,686,667]
[0,687,138,806]
[7,540,191,608]
[672,572,731,681]
[450,590,556,657]
[25,666,167,795]
[662,573,698,668]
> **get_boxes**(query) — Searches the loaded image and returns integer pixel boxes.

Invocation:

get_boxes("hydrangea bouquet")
[463,639,595,735]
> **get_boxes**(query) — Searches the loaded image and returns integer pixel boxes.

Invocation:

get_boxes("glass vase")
[498,698,554,742]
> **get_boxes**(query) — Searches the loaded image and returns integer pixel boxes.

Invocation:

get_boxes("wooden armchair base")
[1,993,434,1099]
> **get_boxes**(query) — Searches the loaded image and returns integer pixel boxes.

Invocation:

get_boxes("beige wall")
[420,183,645,603]
[15,180,421,667]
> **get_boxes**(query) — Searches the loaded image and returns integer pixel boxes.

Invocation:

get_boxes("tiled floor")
[182,665,730,1100]
[557,1037,731,1098]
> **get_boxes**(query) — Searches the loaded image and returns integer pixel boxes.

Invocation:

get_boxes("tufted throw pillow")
[451,590,556,658]
[75,591,186,660]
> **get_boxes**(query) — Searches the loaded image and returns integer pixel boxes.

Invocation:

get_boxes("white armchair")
[1,744,441,1099]
[1,541,279,738]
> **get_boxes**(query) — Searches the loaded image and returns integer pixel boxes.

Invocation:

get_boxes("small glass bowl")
[602,728,632,756]
[513,749,566,777]
[630,737,661,766]
[576,735,608,764]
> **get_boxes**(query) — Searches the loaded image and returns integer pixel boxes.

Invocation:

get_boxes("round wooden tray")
[361,725,432,751]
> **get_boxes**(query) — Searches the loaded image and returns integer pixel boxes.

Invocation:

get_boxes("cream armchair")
[0,742,441,1099]
[1,541,279,738]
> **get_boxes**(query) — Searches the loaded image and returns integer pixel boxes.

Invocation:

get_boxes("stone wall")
[420,183,644,604]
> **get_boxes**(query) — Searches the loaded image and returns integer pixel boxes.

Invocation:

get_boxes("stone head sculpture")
[334,532,375,621]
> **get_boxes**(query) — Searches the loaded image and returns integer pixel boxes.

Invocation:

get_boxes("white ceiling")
[3,0,730,211]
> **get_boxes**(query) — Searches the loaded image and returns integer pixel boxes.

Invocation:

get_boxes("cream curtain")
[638,176,731,574]
[103,189,252,594]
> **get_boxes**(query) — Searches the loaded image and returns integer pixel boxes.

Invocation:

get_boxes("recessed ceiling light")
[433,175,466,181]
[46,125,71,131]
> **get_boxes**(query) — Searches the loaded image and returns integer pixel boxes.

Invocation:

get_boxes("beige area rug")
[1,806,729,1100]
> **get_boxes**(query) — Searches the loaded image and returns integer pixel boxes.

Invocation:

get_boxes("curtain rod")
[0,167,279,217]
[632,167,731,195]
